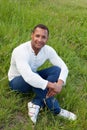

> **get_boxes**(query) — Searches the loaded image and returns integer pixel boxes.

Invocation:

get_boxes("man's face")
[31,27,48,52]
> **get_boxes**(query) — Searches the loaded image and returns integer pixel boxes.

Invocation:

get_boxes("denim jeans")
[9,66,61,114]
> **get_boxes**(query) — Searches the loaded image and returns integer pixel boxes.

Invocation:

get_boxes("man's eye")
[36,35,40,37]
[42,36,46,39]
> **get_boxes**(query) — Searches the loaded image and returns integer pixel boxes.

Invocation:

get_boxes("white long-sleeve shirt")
[8,41,69,90]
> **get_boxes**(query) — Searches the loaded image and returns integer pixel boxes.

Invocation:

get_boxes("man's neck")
[31,44,40,55]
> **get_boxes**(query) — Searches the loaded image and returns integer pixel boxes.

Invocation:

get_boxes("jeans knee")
[54,66,61,72]
[53,66,61,77]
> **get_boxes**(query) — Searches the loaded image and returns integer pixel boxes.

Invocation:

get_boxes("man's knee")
[52,66,61,76]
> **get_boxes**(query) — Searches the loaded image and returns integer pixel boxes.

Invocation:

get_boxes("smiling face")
[31,27,48,55]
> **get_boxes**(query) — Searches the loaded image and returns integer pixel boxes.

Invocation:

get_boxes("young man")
[8,24,77,124]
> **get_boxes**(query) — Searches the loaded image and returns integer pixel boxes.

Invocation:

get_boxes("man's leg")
[9,76,44,107]
[32,66,77,121]
[9,76,43,123]
[9,76,32,93]
[32,66,61,114]
[9,66,61,114]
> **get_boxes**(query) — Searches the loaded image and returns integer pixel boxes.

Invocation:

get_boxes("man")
[8,24,77,124]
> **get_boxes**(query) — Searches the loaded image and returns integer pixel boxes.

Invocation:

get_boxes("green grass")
[0,0,87,129]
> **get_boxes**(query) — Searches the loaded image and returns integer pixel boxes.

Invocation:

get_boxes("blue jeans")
[9,66,61,114]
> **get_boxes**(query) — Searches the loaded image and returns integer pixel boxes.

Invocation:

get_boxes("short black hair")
[32,24,49,36]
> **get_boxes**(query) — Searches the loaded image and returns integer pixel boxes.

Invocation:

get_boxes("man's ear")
[46,36,49,42]
[31,33,33,39]
[47,36,49,41]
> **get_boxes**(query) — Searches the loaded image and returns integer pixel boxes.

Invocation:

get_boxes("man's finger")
[46,90,56,98]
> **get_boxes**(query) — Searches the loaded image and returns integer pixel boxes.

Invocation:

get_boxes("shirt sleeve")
[47,47,69,85]
[13,50,48,90]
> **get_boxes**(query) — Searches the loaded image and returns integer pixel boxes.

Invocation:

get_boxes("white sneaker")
[28,102,40,124]
[59,108,77,120]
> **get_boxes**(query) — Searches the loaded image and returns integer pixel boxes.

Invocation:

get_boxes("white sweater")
[8,41,69,90]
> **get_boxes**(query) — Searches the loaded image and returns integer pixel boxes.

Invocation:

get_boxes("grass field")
[0,0,87,129]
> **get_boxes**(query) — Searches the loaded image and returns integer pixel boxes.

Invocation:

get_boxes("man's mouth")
[37,43,43,47]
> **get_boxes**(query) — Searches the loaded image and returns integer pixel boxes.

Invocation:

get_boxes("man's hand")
[46,83,62,97]
[46,79,64,98]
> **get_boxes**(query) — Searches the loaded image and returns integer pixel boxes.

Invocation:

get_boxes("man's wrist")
[57,79,64,87]
[47,82,54,89]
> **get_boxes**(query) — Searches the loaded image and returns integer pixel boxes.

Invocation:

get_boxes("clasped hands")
[46,80,63,98]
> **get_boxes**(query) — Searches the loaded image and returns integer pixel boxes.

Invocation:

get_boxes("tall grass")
[0,0,87,129]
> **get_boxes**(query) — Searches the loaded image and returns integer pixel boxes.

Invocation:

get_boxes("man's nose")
[38,37,42,42]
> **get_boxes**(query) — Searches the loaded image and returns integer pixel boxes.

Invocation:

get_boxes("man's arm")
[13,49,48,90]
[48,46,69,85]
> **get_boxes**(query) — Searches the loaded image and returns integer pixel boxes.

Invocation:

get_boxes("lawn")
[0,0,87,130]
